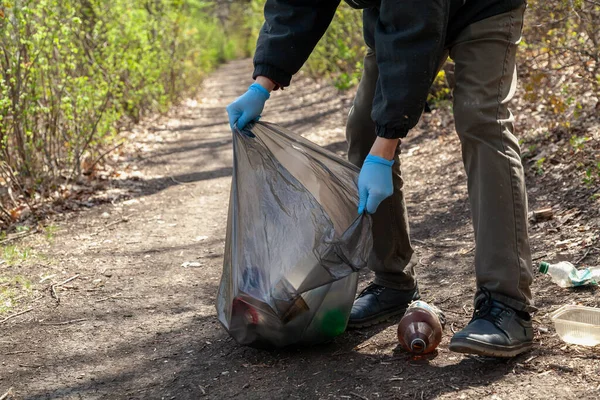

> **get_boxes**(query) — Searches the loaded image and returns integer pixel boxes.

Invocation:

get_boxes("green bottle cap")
[539,262,549,274]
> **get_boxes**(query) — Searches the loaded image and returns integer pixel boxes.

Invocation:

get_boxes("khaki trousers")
[346,5,535,312]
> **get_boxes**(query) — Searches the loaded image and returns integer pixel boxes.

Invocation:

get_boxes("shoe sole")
[347,307,408,329]
[449,337,532,358]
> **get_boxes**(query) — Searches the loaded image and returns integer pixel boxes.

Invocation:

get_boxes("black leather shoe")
[449,289,533,358]
[347,283,420,328]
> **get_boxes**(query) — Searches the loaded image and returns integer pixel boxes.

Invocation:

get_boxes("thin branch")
[0,307,34,324]
[90,215,131,236]
[84,142,124,175]
[0,162,35,214]
[575,246,594,265]
[0,387,14,400]
[50,274,80,303]
[0,229,39,245]
[67,91,112,184]
[3,350,36,355]
[40,318,87,326]
[0,202,13,221]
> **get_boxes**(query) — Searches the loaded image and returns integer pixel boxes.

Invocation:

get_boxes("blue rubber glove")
[358,154,394,214]
[226,83,270,131]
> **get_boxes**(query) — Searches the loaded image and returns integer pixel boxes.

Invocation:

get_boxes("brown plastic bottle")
[397,301,445,354]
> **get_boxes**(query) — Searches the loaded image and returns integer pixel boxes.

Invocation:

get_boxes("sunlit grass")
[44,224,59,241]
[1,245,32,266]
[0,275,32,314]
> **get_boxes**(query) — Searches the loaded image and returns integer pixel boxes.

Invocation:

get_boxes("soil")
[1,59,599,400]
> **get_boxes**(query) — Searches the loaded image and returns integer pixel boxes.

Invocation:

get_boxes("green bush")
[303,5,366,90]
[521,1,600,121]
[0,0,237,216]
[246,2,366,90]
[519,1,599,187]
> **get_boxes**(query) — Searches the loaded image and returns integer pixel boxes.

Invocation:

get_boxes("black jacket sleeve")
[371,0,450,139]
[253,0,341,87]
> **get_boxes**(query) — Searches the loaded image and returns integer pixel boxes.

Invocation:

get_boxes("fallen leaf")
[9,205,30,221]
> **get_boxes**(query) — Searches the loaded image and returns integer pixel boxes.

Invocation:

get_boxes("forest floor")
[1,59,599,400]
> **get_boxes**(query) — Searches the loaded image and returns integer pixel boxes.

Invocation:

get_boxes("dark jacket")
[253,0,525,139]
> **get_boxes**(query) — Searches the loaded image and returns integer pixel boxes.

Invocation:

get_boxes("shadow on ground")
[16,279,527,400]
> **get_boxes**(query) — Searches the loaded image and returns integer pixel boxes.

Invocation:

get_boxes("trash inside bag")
[216,122,372,347]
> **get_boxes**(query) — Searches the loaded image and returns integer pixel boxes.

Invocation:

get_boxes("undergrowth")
[0,0,250,228]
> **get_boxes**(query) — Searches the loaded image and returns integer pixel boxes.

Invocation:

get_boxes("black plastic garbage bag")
[216,122,372,347]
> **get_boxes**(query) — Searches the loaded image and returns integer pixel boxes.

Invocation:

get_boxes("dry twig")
[85,142,124,174]
[0,307,33,324]
[103,215,131,229]
[91,215,131,236]
[3,350,36,356]
[96,293,122,303]
[463,246,476,254]
[40,318,87,326]
[353,341,374,351]
[575,246,593,265]
[55,274,80,287]
[462,304,471,316]
[0,387,14,400]
[0,229,39,245]
[51,274,80,303]
[349,392,369,400]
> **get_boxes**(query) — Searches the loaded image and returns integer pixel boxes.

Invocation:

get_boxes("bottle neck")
[410,338,427,353]
[403,321,434,353]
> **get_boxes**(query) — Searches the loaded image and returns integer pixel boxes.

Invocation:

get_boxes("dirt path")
[1,59,599,400]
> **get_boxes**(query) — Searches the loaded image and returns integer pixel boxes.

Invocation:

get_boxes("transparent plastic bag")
[216,122,372,347]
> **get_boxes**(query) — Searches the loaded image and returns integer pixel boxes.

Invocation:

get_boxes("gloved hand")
[226,83,270,130]
[358,154,394,214]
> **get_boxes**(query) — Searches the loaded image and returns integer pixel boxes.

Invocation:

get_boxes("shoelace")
[357,283,385,298]
[471,287,497,322]
[472,287,530,325]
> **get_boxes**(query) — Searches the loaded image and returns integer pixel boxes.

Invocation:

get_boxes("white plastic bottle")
[539,261,599,288]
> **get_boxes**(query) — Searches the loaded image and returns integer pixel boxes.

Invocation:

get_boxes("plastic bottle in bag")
[397,301,445,354]
[539,261,600,288]
[216,122,372,347]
